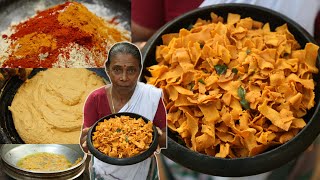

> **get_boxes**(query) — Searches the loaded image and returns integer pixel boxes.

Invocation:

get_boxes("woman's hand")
[155,127,167,154]
[80,127,90,153]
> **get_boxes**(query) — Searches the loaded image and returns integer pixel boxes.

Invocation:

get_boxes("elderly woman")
[81,42,167,180]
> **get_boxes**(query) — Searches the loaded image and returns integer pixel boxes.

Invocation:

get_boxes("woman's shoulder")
[138,82,161,91]
[88,86,107,97]
[138,82,160,90]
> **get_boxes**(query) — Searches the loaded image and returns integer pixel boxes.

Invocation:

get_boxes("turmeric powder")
[0,2,130,68]
[58,3,124,42]
[12,33,57,58]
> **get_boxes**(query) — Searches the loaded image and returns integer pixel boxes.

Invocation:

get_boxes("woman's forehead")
[110,53,141,67]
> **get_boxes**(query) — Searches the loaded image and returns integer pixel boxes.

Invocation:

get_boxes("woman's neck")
[111,85,136,103]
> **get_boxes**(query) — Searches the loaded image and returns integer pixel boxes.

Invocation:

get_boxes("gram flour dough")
[9,68,105,143]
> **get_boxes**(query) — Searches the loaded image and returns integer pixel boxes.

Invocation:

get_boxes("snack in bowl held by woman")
[80,42,167,180]
[92,115,154,158]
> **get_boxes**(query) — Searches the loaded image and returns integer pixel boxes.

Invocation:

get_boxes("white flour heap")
[0,29,13,67]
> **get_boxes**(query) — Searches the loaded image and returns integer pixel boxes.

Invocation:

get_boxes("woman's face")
[107,53,141,92]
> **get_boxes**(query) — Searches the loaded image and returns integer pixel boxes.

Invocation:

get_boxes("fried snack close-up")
[8,68,106,144]
[92,115,153,158]
[0,1,130,68]
[146,12,319,158]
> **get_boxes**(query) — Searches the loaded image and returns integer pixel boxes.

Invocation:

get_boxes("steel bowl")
[1,144,87,180]
[141,3,320,177]
[87,112,159,165]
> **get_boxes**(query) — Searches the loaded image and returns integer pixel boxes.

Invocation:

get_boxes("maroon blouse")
[83,87,167,129]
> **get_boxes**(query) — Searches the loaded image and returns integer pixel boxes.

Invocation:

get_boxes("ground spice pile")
[0,1,130,68]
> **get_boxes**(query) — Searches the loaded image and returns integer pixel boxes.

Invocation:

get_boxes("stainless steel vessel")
[1,144,87,180]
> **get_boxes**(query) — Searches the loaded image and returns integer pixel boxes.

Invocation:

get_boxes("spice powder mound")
[0,1,130,68]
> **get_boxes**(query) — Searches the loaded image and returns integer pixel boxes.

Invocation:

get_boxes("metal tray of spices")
[0,0,131,32]
[0,0,131,68]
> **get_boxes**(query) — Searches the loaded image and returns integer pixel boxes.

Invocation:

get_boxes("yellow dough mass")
[17,152,73,171]
[9,68,105,143]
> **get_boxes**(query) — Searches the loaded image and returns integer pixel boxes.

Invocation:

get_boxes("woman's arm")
[83,93,99,128]
[80,93,98,153]
[154,99,167,149]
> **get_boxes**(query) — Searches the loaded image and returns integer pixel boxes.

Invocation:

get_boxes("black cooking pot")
[87,112,159,165]
[141,3,320,177]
